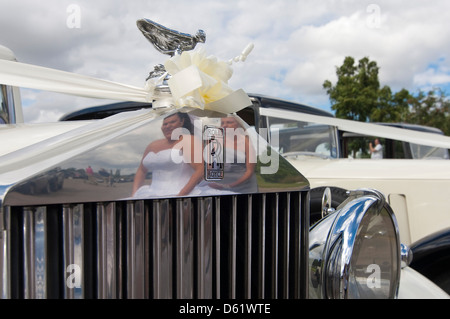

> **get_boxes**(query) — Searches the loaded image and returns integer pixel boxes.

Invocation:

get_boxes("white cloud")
[414,68,450,88]
[2,0,450,122]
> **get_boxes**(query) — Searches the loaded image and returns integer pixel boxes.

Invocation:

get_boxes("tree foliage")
[406,88,450,136]
[323,56,380,122]
[323,56,450,136]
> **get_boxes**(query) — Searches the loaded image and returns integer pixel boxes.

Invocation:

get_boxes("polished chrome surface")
[136,18,206,57]
[321,187,334,218]
[176,198,194,298]
[96,202,120,299]
[400,243,413,269]
[127,200,147,298]
[0,191,308,299]
[63,204,84,298]
[204,126,225,181]
[309,189,401,299]
[3,108,308,207]
[0,105,309,299]
[0,206,10,299]
[22,207,47,298]
[197,197,213,298]
[340,188,386,210]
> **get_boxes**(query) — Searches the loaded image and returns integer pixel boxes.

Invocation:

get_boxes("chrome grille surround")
[1,191,309,299]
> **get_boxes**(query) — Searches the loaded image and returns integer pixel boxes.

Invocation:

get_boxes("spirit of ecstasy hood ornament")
[0,18,252,114]
[137,19,206,57]
[136,18,254,113]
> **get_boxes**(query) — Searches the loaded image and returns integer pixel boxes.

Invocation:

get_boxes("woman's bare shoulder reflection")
[132,112,203,198]
[195,115,258,194]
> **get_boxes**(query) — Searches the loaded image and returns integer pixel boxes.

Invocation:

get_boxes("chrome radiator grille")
[1,191,309,299]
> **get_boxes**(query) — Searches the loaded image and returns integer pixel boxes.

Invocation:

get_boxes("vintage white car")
[245,95,450,294]
[0,19,449,300]
[61,92,450,296]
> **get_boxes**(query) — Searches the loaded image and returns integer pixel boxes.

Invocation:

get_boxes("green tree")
[324,56,450,136]
[323,56,380,122]
[371,87,410,122]
[406,88,450,136]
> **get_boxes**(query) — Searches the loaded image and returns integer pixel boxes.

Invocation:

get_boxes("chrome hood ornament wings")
[137,18,206,56]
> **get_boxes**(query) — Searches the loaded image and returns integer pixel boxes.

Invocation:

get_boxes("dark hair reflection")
[132,112,203,198]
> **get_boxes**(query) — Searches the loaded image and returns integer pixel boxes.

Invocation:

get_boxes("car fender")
[408,228,450,293]
[398,267,449,299]
[410,228,450,263]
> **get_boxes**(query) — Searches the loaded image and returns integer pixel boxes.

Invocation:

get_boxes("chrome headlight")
[309,189,401,299]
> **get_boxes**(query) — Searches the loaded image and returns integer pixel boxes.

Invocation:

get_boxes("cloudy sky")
[1,0,450,123]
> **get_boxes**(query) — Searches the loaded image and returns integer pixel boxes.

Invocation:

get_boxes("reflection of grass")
[256,176,307,190]
[256,146,309,190]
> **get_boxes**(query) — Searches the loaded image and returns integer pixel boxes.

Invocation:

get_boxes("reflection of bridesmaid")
[208,116,257,193]
[132,112,203,197]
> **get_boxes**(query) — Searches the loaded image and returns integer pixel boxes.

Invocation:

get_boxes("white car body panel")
[287,158,450,245]
[0,45,16,61]
[0,121,91,156]
[0,109,156,186]
[399,267,449,299]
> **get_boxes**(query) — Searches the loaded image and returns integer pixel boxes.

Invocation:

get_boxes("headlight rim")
[322,193,401,299]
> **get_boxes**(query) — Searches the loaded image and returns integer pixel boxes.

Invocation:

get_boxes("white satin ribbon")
[0,59,153,102]
[260,107,450,149]
[0,44,254,114]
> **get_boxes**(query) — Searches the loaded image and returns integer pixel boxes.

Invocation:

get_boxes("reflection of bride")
[194,115,258,195]
[132,112,203,198]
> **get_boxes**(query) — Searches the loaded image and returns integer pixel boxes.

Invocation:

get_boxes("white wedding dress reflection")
[193,149,257,195]
[133,148,194,197]
[132,146,257,198]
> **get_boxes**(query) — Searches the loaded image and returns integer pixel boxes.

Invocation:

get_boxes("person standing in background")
[369,138,383,159]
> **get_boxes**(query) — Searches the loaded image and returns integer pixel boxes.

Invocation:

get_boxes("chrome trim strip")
[281,193,290,298]
[271,193,279,298]
[63,204,84,299]
[34,207,46,299]
[22,208,35,298]
[197,197,213,298]
[258,193,266,298]
[23,207,48,299]
[176,198,194,299]
[97,202,118,299]
[293,192,302,298]
[62,205,73,299]
[0,206,11,299]
[245,195,252,299]
[230,196,237,298]
[127,201,147,298]
[296,191,309,299]
[215,197,221,299]
[153,199,172,298]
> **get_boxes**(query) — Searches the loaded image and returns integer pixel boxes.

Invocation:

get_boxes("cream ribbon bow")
[165,43,254,113]
[0,44,254,114]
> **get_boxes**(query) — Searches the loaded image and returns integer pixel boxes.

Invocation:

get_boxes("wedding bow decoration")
[0,43,254,114]
[164,43,254,113]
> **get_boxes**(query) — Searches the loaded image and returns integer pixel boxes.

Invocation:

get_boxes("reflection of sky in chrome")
[59,113,219,176]
[57,111,281,178]
[61,118,164,175]
[5,110,308,206]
